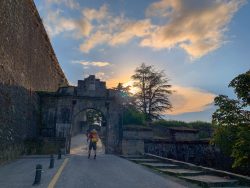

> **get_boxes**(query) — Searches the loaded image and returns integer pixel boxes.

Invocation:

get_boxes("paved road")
[55,134,190,188]
[0,134,194,187]
[0,156,64,188]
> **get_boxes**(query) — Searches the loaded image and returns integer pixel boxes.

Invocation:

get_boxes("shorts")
[89,142,97,150]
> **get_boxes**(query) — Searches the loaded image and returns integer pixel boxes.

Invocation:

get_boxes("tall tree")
[113,83,133,107]
[212,70,250,169]
[131,63,172,121]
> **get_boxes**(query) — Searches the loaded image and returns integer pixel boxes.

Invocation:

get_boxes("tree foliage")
[123,107,146,125]
[131,63,172,121]
[113,83,145,125]
[229,70,250,106]
[212,70,250,168]
[113,83,133,107]
[86,109,103,125]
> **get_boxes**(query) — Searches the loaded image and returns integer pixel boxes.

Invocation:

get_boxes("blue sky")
[34,0,250,122]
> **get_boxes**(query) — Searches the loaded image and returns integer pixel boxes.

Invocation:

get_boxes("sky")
[34,0,250,122]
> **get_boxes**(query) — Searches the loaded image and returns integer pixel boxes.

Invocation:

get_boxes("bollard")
[33,164,42,186]
[58,149,62,160]
[49,154,54,169]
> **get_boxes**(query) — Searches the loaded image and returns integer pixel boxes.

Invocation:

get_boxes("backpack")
[90,133,99,143]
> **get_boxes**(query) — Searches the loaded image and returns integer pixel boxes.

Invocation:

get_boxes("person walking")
[87,129,99,159]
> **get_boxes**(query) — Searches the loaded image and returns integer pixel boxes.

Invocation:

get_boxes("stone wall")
[39,77,122,154]
[122,125,153,155]
[173,132,199,141]
[77,75,106,97]
[144,140,233,169]
[0,0,68,90]
[0,0,68,163]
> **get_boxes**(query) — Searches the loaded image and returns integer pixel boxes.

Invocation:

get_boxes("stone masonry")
[0,0,68,163]
[39,75,122,154]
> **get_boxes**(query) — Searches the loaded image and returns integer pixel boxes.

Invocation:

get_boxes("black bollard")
[58,149,62,160]
[33,164,42,186]
[49,154,54,169]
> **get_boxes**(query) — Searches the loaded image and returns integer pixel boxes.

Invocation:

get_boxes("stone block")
[122,139,144,155]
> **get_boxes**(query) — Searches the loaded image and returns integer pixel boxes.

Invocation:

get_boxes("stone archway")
[68,95,121,154]
[46,75,123,154]
[71,108,107,149]
[39,75,123,154]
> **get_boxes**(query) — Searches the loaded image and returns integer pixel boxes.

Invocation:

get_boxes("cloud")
[79,0,244,58]
[82,5,108,21]
[80,31,111,53]
[46,0,79,9]
[78,10,155,52]
[110,19,154,45]
[142,0,245,58]
[76,19,92,37]
[42,0,245,59]
[167,85,216,115]
[105,78,216,114]
[72,60,111,67]
[43,9,77,37]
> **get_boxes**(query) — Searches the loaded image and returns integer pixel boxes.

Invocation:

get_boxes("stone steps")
[157,168,204,176]
[180,175,239,187]
[120,155,145,159]
[130,158,161,163]
[140,162,179,169]
[122,155,248,187]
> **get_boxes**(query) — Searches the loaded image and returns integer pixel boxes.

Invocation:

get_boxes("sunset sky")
[34,0,250,122]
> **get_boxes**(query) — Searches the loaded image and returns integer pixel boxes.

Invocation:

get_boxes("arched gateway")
[39,75,122,154]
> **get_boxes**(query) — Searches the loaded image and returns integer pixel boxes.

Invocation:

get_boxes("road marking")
[48,158,69,188]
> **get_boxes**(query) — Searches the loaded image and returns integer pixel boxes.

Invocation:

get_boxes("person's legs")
[88,142,92,159]
[93,143,97,159]
[88,149,91,159]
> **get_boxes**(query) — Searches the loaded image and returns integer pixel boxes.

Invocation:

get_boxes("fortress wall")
[0,0,68,162]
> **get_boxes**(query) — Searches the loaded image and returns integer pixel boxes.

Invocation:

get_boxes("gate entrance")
[40,75,122,154]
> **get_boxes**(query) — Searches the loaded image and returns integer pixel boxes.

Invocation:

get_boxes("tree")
[113,83,145,125]
[131,63,172,121]
[86,109,103,125]
[123,107,146,125]
[113,83,133,108]
[212,70,250,169]
[229,70,250,106]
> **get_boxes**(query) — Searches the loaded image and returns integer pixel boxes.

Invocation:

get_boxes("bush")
[123,108,146,125]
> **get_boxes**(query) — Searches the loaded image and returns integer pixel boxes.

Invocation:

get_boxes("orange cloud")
[80,31,111,53]
[108,77,216,115]
[110,19,154,45]
[167,85,216,115]
[141,0,245,58]
[44,0,245,58]
[82,5,108,21]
